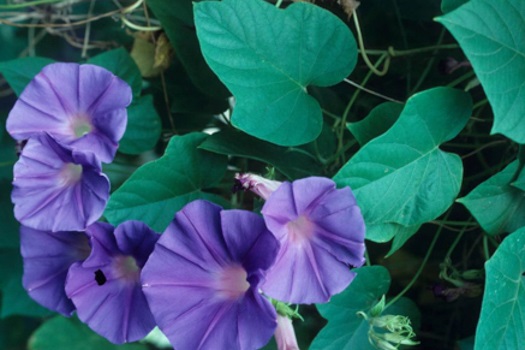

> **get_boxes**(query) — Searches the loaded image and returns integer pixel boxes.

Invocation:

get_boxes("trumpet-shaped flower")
[12,133,109,232]
[237,174,366,304]
[20,226,91,316]
[141,200,280,350]
[6,62,131,163]
[65,221,158,344]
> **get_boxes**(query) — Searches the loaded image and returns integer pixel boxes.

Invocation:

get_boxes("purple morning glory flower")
[21,225,91,316]
[141,200,280,350]
[65,221,158,344]
[238,174,366,304]
[12,133,110,232]
[6,62,131,163]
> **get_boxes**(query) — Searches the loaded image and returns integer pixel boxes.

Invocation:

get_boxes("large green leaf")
[475,227,525,350]
[0,57,55,96]
[28,316,148,350]
[334,88,471,242]
[199,129,323,180]
[437,0,525,143]
[119,95,161,155]
[458,161,525,236]
[88,48,142,98]
[194,0,357,146]
[311,266,420,350]
[348,102,404,147]
[105,133,228,232]
[146,0,229,99]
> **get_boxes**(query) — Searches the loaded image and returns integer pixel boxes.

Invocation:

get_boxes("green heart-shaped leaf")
[119,95,161,155]
[194,0,357,146]
[348,102,404,147]
[334,87,471,241]
[475,227,525,350]
[458,161,525,236]
[105,133,227,232]
[437,0,525,143]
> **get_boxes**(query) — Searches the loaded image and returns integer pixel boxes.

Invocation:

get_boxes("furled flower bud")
[274,315,300,350]
[233,173,282,200]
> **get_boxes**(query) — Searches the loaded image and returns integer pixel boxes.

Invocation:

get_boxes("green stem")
[353,12,390,76]
[410,29,446,94]
[322,109,342,121]
[446,71,476,88]
[0,0,63,9]
[482,235,490,261]
[432,220,477,226]
[472,99,488,111]
[385,228,441,309]
[275,0,283,8]
[336,54,387,163]
[361,43,459,57]
[443,220,471,262]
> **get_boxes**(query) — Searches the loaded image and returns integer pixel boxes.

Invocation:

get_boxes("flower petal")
[20,226,90,316]
[262,239,357,303]
[12,134,109,232]
[65,221,157,343]
[66,262,154,343]
[6,64,78,140]
[142,200,278,350]
[221,210,279,272]
[6,63,131,163]
[261,177,365,303]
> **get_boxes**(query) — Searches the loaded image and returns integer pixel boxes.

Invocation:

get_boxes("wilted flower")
[238,174,366,304]
[358,296,419,350]
[141,200,280,350]
[12,133,110,232]
[65,221,158,344]
[6,62,131,163]
[21,226,91,316]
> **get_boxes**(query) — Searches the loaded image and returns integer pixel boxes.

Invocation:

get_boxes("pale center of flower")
[215,265,250,300]
[70,114,93,138]
[59,163,83,186]
[113,255,141,282]
[286,215,315,245]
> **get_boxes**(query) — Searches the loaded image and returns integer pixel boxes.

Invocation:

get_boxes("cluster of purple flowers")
[7,63,160,343]
[8,62,131,231]
[8,63,366,349]
[140,175,366,349]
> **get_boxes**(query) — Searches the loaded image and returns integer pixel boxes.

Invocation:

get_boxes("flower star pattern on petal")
[12,133,110,232]
[6,62,131,163]
[20,226,91,316]
[258,176,366,304]
[141,200,280,350]
[65,221,158,344]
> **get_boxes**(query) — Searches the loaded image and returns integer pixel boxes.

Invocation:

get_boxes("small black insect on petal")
[94,269,107,286]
